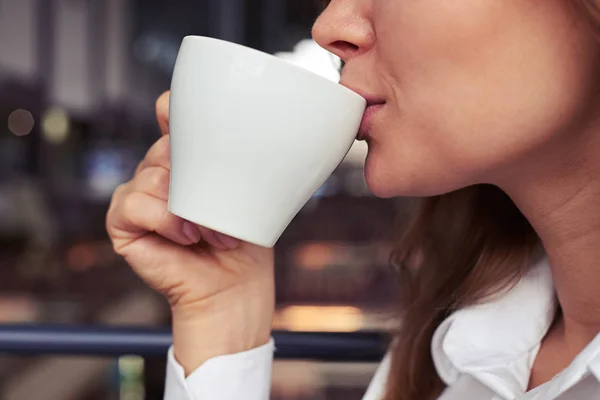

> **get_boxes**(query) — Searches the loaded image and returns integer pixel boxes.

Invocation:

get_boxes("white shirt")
[164,258,600,399]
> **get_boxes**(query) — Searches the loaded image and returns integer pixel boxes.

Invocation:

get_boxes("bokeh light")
[7,109,35,136]
[273,305,364,332]
[41,107,70,144]
[295,242,336,271]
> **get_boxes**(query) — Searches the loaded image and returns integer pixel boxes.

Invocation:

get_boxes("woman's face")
[313,0,600,197]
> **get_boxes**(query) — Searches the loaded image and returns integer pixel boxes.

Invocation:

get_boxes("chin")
[363,151,461,198]
[365,176,396,198]
[362,139,421,198]
[363,154,398,198]
[366,171,450,198]
[365,169,421,198]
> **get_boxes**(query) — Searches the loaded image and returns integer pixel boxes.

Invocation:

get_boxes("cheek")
[370,0,598,196]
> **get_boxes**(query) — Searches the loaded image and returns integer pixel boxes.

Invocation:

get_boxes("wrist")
[171,297,273,375]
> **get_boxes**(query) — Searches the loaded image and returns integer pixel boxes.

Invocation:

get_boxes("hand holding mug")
[108,36,365,375]
[107,92,275,375]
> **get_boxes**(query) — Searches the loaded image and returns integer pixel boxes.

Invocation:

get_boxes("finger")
[131,166,170,201]
[214,232,241,249]
[197,227,240,250]
[134,160,145,176]
[116,191,200,247]
[197,226,228,250]
[156,91,170,136]
[137,135,171,174]
[107,182,131,230]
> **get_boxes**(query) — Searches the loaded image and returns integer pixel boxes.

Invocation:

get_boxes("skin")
[107,93,274,372]
[107,0,600,391]
[313,0,600,389]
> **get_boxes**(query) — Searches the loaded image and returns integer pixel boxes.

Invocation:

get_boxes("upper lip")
[341,83,386,106]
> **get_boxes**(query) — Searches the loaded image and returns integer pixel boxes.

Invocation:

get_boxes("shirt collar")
[431,257,557,398]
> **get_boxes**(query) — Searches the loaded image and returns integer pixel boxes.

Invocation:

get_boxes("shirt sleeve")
[164,339,275,400]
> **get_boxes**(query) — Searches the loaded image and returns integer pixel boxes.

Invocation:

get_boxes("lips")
[341,84,386,140]
[358,102,385,140]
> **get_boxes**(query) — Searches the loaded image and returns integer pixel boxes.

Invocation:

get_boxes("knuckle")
[106,184,127,221]
[113,182,128,198]
[121,191,142,219]
[157,203,173,228]
[151,168,169,194]
[105,213,115,239]
[134,160,144,175]
[106,184,134,242]
[140,167,169,195]
[148,167,163,188]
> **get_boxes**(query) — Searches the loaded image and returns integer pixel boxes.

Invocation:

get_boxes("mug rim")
[181,35,365,103]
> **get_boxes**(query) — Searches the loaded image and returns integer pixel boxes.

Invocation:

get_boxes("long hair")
[384,185,539,400]
[317,1,600,398]
[382,2,600,399]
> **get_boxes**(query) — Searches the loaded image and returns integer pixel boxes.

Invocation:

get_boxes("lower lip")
[357,104,384,140]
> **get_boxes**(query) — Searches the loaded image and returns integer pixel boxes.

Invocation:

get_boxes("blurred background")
[0,0,412,398]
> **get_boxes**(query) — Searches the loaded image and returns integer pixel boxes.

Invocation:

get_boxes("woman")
[106,0,600,399]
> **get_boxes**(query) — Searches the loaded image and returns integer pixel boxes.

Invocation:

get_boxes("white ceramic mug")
[168,36,366,247]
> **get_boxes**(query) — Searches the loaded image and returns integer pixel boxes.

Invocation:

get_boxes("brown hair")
[317,0,600,398]
[385,185,539,400]
[383,5,600,399]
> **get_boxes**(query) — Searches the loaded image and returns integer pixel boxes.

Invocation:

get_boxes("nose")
[312,0,374,64]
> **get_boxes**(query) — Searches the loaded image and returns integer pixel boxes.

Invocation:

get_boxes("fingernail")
[182,222,202,244]
[215,232,240,249]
